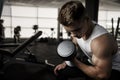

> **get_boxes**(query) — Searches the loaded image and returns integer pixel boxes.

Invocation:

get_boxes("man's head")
[58,1,86,26]
[58,1,93,39]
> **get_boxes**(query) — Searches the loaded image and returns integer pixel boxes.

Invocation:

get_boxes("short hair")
[58,1,86,26]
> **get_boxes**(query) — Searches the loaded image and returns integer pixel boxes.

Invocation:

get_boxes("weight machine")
[115,17,120,39]
[0,31,56,80]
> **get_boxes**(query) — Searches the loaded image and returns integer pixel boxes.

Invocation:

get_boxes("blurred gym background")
[0,0,120,80]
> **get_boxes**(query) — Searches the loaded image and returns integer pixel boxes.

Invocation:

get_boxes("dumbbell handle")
[65,61,74,67]
[45,60,55,67]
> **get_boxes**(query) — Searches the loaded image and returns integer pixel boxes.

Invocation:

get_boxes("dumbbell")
[57,40,77,67]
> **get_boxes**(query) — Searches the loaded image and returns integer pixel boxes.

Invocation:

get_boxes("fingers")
[54,66,58,75]
[54,63,66,75]
[54,65,62,75]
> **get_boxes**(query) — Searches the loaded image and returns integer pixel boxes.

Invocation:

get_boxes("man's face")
[64,21,87,38]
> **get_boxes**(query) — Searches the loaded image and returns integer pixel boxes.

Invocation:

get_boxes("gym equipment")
[0,31,42,68]
[14,26,21,43]
[115,17,120,39]
[33,25,39,33]
[57,40,76,67]
[0,30,55,67]
[57,40,76,60]
[0,43,20,48]
[0,31,57,80]
[111,18,114,36]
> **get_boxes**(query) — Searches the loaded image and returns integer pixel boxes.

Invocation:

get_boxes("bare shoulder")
[91,33,118,57]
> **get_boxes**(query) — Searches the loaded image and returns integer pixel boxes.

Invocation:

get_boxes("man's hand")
[54,62,67,75]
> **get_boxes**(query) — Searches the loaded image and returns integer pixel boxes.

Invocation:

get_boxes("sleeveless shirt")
[76,22,120,71]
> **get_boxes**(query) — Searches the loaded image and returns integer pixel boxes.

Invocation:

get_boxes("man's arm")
[73,34,117,80]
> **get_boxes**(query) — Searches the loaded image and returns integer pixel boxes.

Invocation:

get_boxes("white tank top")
[76,23,120,71]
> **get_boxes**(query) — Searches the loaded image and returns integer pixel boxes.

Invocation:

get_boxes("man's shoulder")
[92,33,117,52]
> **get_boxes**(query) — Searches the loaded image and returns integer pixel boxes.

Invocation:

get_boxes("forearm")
[73,58,109,80]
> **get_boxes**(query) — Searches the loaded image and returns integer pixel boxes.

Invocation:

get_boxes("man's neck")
[82,21,95,40]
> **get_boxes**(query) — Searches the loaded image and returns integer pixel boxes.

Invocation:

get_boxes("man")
[54,1,120,80]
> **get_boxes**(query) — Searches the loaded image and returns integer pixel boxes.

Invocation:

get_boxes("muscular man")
[54,1,120,80]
